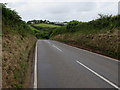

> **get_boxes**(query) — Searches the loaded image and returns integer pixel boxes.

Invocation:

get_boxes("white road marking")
[52,45,63,52]
[47,41,51,44]
[34,41,38,88]
[76,60,119,89]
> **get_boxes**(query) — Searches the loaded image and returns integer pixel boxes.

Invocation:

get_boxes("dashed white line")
[34,41,38,88]
[52,45,63,52]
[47,41,51,44]
[76,60,119,89]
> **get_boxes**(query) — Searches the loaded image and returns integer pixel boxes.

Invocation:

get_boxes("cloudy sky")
[1,0,119,22]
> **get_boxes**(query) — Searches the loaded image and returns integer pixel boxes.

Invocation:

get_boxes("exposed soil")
[23,42,36,88]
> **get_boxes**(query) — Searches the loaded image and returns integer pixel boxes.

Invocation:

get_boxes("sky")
[1,0,120,22]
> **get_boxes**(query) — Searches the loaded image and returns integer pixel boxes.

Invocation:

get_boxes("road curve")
[35,40,119,88]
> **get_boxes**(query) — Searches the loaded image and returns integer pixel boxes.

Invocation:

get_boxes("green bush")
[1,3,34,37]
[51,15,120,36]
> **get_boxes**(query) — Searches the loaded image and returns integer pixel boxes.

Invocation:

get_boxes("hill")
[29,23,61,39]
[2,4,37,88]
[50,15,120,60]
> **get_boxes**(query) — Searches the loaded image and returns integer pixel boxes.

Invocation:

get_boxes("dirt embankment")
[52,28,120,60]
[2,32,37,88]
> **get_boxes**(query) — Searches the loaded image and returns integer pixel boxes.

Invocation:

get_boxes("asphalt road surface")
[35,40,119,88]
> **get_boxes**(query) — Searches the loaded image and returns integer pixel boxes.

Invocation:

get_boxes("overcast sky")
[1,0,119,22]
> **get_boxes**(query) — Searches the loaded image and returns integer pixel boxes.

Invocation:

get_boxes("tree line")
[51,14,120,36]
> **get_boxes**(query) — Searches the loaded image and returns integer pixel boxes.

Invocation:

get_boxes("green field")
[33,23,61,28]
[29,25,43,33]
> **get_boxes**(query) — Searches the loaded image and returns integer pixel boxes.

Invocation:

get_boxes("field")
[33,23,61,28]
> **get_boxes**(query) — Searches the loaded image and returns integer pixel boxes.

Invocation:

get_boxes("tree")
[66,20,79,32]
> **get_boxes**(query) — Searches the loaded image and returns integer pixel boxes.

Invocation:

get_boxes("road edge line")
[34,41,37,88]
[76,60,119,89]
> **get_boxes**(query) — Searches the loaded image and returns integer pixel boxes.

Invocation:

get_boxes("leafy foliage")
[51,14,120,36]
[30,24,60,39]
[1,3,34,37]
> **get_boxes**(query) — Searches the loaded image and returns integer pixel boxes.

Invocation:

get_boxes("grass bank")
[3,32,36,88]
[51,15,120,60]
[51,27,120,60]
[2,4,37,88]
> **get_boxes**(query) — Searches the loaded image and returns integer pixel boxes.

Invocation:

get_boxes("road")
[34,40,119,88]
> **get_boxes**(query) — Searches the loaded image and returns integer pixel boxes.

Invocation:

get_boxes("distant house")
[31,22,35,24]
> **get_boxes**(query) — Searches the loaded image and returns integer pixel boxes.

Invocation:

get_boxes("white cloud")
[4,1,119,22]
[0,0,119,3]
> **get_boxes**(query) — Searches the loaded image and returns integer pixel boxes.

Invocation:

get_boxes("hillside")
[27,15,120,60]
[29,23,61,39]
[50,15,120,60]
[2,4,37,88]
[33,23,61,28]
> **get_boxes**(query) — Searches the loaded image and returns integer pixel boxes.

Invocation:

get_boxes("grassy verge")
[51,27,120,60]
[50,15,120,60]
[2,4,37,88]
[2,32,37,88]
